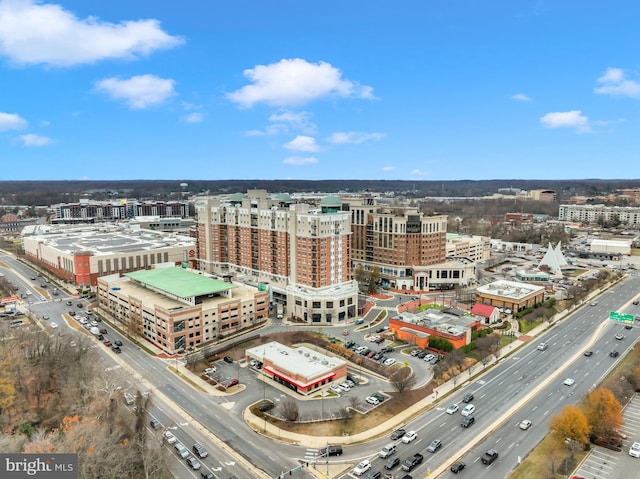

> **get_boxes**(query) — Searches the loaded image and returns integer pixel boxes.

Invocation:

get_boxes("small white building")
[590,238,631,256]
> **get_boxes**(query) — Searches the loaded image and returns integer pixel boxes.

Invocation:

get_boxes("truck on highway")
[401,453,423,471]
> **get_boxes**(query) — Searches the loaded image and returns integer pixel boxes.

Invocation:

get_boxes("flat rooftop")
[21,224,194,256]
[125,268,235,298]
[394,308,478,335]
[476,279,544,299]
[246,341,345,380]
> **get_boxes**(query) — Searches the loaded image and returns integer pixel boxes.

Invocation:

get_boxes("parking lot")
[572,394,640,478]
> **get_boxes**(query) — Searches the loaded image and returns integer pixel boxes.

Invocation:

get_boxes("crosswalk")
[303,448,320,463]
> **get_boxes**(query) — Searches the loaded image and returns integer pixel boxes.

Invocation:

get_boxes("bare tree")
[279,399,299,422]
[348,395,361,409]
[390,367,417,393]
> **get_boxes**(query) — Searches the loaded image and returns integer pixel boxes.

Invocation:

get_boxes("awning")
[263,366,336,389]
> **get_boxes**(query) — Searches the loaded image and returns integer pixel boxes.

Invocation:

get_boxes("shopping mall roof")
[21,224,194,256]
[125,268,235,298]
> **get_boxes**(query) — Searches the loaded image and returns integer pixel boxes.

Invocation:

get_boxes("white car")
[446,404,459,415]
[368,335,380,342]
[401,430,417,443]
[163,431,177,444]
[203,367,217,375]
[365,396,380,405]
[353,460,371,475]
[330,384,342,394]
[50,322,59,329]
[519,419,533,430]
[630,442,640,458]
[383,358,396,367]
[461,404,476,416]
[563,378,575,386]
[339,383,351,392]
[424,353,435,362]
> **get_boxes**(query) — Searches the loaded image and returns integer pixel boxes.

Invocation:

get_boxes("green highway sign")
[609,311,634,324]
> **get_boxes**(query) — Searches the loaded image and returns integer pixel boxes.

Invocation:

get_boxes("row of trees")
[0,326,172,478]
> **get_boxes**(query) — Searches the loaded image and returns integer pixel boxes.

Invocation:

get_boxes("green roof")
[319,195,342,207]
[125,268,235,298]
[229,192,247,201]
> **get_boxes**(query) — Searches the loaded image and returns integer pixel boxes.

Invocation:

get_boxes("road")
[332,274,640,479]
[4,250,640,479]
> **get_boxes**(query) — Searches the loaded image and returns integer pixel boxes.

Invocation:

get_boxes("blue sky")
[1,0,639,182]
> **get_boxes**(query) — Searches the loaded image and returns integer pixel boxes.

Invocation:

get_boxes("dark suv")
[462,393,474,403]
[461,416,475,428]
[192,443,208,458]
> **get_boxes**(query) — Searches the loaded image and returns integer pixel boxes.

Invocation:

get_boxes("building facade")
[52,199,190,223]
[558,204,640,227]
[245,341,347,395]
[195,190,358,324]
[97,267,269,354]
[22,224,195,288]
[475,280,545,313]
[345,198,449,290]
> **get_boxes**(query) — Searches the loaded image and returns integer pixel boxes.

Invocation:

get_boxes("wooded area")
[0,327,171,479]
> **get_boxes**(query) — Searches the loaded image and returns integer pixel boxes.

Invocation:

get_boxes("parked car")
[258,401,275,412]
[223,356,233,363]
[366,396,380,405]
[330,384,342,394]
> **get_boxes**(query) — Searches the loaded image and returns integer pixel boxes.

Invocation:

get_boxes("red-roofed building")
[470,303,500,325]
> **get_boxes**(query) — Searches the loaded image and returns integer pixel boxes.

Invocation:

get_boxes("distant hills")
[1,179,638,205]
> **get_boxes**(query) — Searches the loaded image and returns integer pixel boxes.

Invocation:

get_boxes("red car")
[224,378,238,388]
[103,339,112,347]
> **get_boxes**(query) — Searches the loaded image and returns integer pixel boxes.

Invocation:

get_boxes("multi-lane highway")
[3,248,639,479]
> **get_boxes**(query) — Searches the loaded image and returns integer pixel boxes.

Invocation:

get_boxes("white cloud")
[382,166,396,171]
[227,58,375,107]
[95,74,176,109]
[410,169,429,177]
[0,0,183,67]
[181,112,203,123]
[283,156,318,166]
[540,110,591,132]
[0,112,28,131]
[327,131,386,144]
[594,67,640,98]
[284,135,320,152]
[19,133,50,146]
[594,118,624,127]
[511,93,532,102]
[269,111,316,133]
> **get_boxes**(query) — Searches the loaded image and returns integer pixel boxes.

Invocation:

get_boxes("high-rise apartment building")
[195,190,357,324]
[344,197,449,290]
